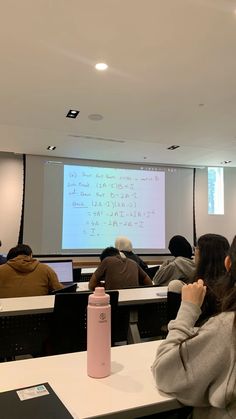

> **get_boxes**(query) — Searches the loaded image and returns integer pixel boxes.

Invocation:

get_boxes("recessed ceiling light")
[167,145,180,150]
[95,63,108,71]
[47,146,56,151]
[88,114,103,121]
[66,109,80,118]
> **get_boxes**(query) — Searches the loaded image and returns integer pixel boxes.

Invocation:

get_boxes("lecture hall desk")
[0,286,168,357]
[0,340,181,418]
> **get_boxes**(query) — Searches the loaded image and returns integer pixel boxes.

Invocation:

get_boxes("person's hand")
[181,279,206,307]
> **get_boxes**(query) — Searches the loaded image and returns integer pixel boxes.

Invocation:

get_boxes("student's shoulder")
[201,311,235,336]
[0,262,11,273]
[0,261,8,268]
[159,259,176,274]
[125,257,140,271]
[98,256,120,268]
[37,262,55,274]
[102,255,118,263]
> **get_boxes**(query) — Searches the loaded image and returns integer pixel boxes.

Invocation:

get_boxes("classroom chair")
[49,290,120,355]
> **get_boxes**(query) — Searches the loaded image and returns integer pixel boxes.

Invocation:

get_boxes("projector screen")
[23,155,194,255]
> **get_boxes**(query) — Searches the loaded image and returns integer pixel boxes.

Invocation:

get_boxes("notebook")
[0,382,73,419]
[42,259,74,285]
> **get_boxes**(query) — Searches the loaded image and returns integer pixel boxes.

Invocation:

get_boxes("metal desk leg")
[127,309,141,344]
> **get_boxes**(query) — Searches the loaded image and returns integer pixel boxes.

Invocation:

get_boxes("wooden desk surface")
[38,257,166,269]
[0,340,181,418]
[0,295,54,316]
[0,286,167,316]
[116,286,167,305]
[73,259,165,268]
[77,283,167,305]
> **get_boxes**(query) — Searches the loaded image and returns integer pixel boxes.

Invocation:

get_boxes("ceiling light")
[66,109,80,118]
[167,145,180,150]
[47,146,56,151]
[95,63,108,71]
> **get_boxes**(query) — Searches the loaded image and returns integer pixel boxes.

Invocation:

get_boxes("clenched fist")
[182,279,206,307]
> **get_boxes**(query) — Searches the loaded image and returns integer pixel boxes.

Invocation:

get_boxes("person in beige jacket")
[0,244,63,297]
[151,236,236,419]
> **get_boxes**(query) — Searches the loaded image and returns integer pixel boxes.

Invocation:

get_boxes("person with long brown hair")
[168,233,230,325]
[151,236,236,419]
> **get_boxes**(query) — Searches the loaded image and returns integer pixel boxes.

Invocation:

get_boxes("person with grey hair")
[115,236,148,272]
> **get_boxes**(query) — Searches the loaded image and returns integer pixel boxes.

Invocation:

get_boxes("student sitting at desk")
[168,233,230,325]
[152,236,236,419]
[114,236,148,272]
[153,235,195,286]
[89,246,152,290]
[0,244,63,297]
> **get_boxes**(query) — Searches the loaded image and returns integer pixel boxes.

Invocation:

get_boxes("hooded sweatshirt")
[153,256,195,286]
[0,255,63,297]
[152,301,236,419]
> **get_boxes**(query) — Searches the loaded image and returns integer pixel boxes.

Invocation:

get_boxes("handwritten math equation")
[63,167,164,238]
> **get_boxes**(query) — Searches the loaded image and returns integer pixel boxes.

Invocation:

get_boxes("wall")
[0,152,23,254]
[0,152,235,255]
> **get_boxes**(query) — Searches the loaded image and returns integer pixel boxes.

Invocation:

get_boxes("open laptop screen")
[42,260,74,284]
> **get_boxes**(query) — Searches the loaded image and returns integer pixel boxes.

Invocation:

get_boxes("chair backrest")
[167,291,181,322]
[51,283,77,294]
[72,267,81,282]
[80,272,93,282]
[51,290,119,355]
[0,313,51,359]
[137,301,168,340]
[145,265,160,279]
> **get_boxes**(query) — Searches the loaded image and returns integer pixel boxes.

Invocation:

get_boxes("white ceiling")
[1,0,236,167]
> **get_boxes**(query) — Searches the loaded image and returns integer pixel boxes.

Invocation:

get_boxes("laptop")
[41,259,75,285]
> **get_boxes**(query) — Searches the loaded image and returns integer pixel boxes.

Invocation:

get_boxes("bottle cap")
[88,287,110,306]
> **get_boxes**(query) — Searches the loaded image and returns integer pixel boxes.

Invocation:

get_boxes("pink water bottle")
[87,287,111,378]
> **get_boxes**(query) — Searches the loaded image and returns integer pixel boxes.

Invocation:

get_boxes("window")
[208,167,224,214]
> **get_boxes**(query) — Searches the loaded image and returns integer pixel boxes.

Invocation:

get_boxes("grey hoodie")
[151,301,236,419]
[153,256,195,286]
